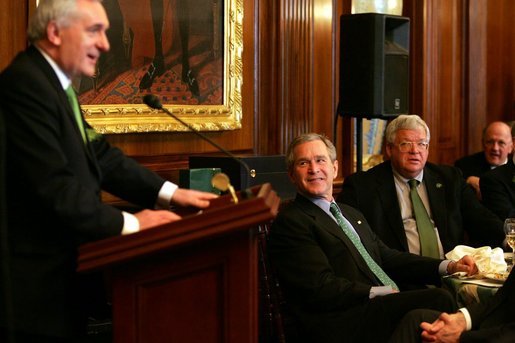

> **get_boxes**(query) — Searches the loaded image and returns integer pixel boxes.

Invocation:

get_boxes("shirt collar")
[392,166,424,184]
[311,197,333,214]
[35,44,71,90]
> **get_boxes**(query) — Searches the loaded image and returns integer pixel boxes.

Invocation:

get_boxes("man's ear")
[288,170,295,183]
[385,144,392,159]
[46,21,62,46]
[333,159,338,179]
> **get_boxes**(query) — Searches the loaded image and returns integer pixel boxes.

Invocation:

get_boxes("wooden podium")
[78,184,280,343]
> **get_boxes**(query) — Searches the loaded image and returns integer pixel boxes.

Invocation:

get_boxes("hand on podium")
[135,209,182,231]
[171,188,219,208]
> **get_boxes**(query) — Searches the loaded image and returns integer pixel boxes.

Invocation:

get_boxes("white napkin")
[445,245,508,274]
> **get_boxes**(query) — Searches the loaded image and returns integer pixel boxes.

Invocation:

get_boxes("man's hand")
[135,209,182,230]
[465,176,481,200]
[447,255,478,276]
[420,312,467,343]
[171,188,218,208]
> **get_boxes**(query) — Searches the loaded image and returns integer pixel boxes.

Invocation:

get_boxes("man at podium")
[0,0,216,342]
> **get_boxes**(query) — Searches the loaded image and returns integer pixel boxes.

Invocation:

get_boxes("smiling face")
[386,128,429,179]
[47,0,110,78]
[482,122,513,166]
[288,139,338,201]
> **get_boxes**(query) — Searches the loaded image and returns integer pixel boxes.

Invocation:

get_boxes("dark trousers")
[300,287,456,343]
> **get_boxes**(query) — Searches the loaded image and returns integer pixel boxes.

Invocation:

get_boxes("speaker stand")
[355,117,363,172]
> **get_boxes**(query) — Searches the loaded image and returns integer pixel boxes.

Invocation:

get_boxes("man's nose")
[98,32,110,52]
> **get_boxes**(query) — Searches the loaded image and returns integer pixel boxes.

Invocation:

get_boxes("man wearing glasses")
[337,115,503,262]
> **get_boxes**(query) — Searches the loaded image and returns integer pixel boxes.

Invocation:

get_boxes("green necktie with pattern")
[329,202,399,290]
[65,85,86,143]
[408,179,440,258]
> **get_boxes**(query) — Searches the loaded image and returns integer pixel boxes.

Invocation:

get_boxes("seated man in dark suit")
[337,115,504,259]
[391,267,515,343]
[480,155,515,221]
[454,121,513,199]
[268,133,477,343]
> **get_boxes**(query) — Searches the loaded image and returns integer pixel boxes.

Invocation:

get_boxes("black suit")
[458,268,515,342]
[455,151,492,179]
[0,46,167,338]
[394,268,515,343]
[337,161,504,254]
[269,194,457,343]
[480,160,515,220]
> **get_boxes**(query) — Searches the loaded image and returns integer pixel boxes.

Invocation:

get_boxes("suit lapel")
[294,196,380,283]
[377,164,410,251]
[423,167,447,238]
[28,46,101,179]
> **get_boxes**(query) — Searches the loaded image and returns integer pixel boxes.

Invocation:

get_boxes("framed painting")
[32,0,243,133]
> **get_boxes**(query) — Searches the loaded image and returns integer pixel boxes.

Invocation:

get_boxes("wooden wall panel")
[255,0,339,156]
[405,0,465,165]
[0,0,28,71]
[485,1,515,123]
[465,0,514,154]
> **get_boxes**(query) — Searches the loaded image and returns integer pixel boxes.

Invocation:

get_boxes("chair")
[257,223,305,343]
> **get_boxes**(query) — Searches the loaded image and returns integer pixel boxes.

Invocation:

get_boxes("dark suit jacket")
[455,151,492,179]
[480,160,515,221]
[337,161,504,254]
[460,266,515,342]
[269,195,445,342]
[0,46,166,337]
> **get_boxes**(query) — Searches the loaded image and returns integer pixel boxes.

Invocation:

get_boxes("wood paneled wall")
[1,0,514,183]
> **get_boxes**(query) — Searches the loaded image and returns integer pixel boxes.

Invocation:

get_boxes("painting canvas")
[35,0,244,133]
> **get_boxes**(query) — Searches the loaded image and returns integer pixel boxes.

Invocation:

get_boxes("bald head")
[482,121,513,166]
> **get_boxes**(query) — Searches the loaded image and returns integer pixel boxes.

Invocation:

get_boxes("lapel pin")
[357,220,362,225]
[436,183,443,189]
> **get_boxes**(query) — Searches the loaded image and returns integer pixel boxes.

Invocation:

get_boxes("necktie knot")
[329,202,340,217]
[408,179,419,189]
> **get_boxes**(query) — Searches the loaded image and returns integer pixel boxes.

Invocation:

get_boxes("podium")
[78,184,280,343]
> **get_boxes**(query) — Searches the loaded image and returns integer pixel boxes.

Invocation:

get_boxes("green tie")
[65,85,86,143]
[408,179,440,258]
[329,203,399,290]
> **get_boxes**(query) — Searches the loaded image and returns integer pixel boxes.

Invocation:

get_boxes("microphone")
[143,94,254,198]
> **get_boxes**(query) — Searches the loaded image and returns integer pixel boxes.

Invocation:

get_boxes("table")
[442,276,503,307]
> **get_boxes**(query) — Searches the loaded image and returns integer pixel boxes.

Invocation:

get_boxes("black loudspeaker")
[339,13,410,119]
[188,155,297,201]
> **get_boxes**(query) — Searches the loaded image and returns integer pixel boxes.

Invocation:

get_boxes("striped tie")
[330,203,398,290]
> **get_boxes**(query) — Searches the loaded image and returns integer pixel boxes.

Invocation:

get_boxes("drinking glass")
[504,218,515,267]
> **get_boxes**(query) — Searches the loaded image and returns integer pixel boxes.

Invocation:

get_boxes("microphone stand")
[143,95,254,198]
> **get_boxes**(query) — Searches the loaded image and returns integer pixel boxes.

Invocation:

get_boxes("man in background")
[0,0,216,341]
[338,115,504,261]
[480,123,515,220]
[455,121,513,199]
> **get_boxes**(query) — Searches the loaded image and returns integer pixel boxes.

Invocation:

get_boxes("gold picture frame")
[32,0,243,134]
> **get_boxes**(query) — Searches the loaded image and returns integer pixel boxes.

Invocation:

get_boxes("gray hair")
[286,133,337,172]
[385,114,431,144]
[27,0,102,43]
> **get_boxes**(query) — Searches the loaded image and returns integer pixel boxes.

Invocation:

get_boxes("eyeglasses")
[394,141,429,153]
